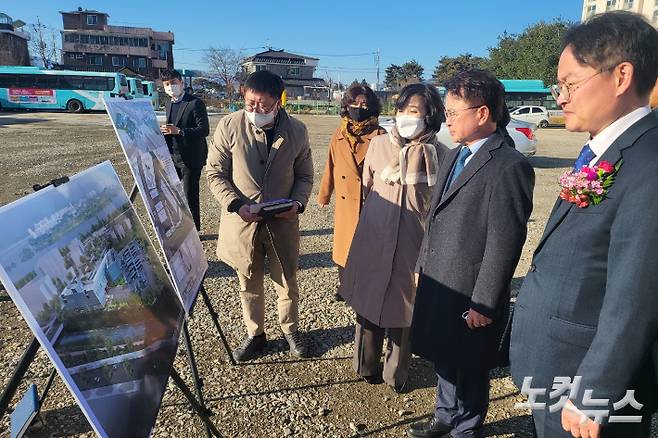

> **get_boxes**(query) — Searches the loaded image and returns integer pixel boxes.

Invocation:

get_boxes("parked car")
[378,117,537,156]
[509,105,554,128]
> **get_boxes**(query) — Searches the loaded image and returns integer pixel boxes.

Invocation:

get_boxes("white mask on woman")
[395,115,425,139]
[246,105,278,128]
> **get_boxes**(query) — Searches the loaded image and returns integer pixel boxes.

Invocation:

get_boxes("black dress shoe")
[233,333,266,362]
[361,374,383,385]
[391,380,407,394]
[407,417,452,437]
[284,331,311,358]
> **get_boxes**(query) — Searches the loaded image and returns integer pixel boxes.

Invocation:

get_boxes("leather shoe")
[284,331,311,358]
[361,374,383,385]
[407,417,452,437]
[233,333,266,362]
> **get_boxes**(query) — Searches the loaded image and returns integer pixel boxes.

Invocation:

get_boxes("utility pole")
[375,49,380,91]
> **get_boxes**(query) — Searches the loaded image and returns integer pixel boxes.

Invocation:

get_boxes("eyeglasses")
[444,106,481,120]
[550,68,611,102]
[244,100,277,113]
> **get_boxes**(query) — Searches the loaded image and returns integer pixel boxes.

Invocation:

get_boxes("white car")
[378,117,537,156]
[509,105,552,128]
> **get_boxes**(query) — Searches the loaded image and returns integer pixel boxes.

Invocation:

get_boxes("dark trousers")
[175,165,202,231]
[434,363,490,438]
[353,314,412,388]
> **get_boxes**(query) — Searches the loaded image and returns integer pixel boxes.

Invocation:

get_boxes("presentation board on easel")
[103,98,207,313]
[0,162,185,438]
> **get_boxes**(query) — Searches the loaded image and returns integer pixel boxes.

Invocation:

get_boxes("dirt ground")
[0,111,650,438]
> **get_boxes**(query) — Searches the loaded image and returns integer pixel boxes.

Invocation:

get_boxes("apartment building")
[582,0,658,24]
[60,8,174,80]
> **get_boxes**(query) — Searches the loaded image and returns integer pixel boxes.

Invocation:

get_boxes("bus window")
[59,76,84,90]
[83,77,111,91]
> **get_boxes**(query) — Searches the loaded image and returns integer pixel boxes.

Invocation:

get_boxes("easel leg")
[182,321,212,438]
[0,337,40,417]
[169,369,222,437]
[199,285,236,366]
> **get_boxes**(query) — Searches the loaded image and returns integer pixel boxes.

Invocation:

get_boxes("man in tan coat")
[206,71,313,361]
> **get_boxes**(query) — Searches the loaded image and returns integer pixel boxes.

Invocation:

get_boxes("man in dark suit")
[510,11,658,438]
[160,69,209,231]
[408,70,535,438]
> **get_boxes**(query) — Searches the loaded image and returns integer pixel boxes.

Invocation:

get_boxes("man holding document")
[206,70,314,361]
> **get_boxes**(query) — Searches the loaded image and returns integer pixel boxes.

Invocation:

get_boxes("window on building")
[86,15,98,25]
[156,43,169,60]
[255,65,268,71]
[88,55,103,66]
[112,56,126,67]
[606,0,617,10]
[587,4,597,16]
[134,58,146,69]
[69,53,76,59]
[76,54,84,59]
[100,36,108,45]
[289,67,300,76]
[90,35,100,44]
[623,0,634,8]
[79,34,89,43]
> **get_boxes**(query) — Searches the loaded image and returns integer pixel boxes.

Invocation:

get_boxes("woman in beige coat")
[317,84,385,300]
[340,83,447,392]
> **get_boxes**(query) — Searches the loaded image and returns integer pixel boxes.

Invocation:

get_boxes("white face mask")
[395,115,426,139]
[164,83,183,98]
[246,105,278,128]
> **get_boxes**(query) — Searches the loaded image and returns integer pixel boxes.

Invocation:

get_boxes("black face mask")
[347,106,370,122]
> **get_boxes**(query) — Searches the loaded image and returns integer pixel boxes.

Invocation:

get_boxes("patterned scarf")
[380,125,439,186]
[340,116,380,153]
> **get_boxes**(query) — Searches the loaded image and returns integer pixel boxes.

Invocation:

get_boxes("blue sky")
[4,1,582,84]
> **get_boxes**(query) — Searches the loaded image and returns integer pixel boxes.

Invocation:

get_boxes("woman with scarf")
[340,83,447,393]
[318,84,386,301]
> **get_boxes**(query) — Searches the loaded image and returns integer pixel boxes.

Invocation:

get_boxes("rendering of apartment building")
[60,8,174,80]
[582,0,658,24]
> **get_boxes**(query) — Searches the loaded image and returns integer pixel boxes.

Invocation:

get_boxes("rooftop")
[60,9,109,16]
[243,49,318,63]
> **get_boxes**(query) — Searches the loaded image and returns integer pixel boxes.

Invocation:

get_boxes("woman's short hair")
[395,83,446,131]
[340,84,382,118]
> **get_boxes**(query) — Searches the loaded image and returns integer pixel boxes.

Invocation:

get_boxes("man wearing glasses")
[511,11,658,438]
[206,70,313,361]
[408,69,534,438]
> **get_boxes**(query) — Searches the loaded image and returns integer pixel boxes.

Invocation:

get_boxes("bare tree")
[204,47,243,105]
[28,17,59,68]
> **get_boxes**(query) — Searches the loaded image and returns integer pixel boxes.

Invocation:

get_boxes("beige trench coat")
[340,133,447,327]
[206,109,313,279]
[317,125,386,267]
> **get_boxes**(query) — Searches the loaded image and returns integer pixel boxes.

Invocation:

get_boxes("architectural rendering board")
[103,98,207,313]
[0,161,185,438]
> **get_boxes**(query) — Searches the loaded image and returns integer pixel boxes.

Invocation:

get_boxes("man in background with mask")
[408,69,534,438]
[206,70,313,361]
[160,69,209,231]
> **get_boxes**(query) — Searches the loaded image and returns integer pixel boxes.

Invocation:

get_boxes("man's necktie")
[447,146,472,188]
[573,144,595,171]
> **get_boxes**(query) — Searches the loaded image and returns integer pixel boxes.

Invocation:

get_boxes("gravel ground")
[0,111,653,438]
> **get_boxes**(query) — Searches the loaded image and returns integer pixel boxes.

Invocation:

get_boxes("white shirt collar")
[588,106,651,164]
[463,135,490,166]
